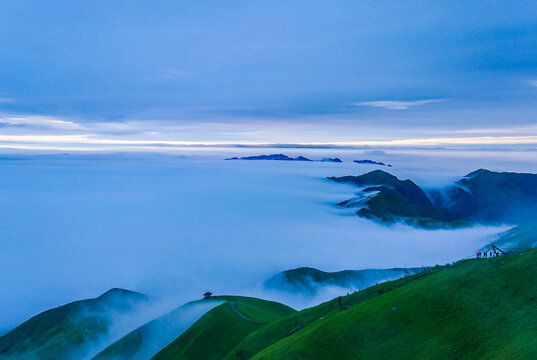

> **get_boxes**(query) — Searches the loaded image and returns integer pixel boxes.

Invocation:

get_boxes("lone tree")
[203,291,213,299]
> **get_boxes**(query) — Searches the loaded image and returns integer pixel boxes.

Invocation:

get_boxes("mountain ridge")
[330,169,537,228]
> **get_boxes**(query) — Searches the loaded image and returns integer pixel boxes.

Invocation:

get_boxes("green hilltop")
[152,296,295,360]
[0,288,148,360]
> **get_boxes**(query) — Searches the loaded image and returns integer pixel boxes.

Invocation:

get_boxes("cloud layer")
[353,99,445,110]
[0,1,535,139]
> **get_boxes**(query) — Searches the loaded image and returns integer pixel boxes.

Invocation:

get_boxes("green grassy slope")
[248,249,537,359]
[225,272,426,360]
[0,289,148,360]
[92,299,223,360]
[151,296,295,360]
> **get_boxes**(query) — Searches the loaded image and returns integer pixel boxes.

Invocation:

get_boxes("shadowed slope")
[329,170,463,228]
[331,169,537,228]
[92,300,222,360]
[265,266,425,295]
[480,220,537,254]
[0,289,148,360]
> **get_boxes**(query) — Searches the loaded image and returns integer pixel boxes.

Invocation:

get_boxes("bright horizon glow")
[1,134,537,152]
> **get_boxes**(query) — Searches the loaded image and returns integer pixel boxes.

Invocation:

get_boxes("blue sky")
[0,0,536,150]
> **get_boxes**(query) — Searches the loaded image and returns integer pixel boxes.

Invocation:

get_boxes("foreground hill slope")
[0,289,148,360]
[247,248,537,359]
[92,300,222,360]
[152,296,295,360]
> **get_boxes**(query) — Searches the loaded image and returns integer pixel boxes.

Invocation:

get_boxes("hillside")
[444,169,537,223]
[226,248,537,359]
[329,170,464,228]
[480,220,537,254]
[265,266,425,295]
[92,300,222,360]
[152,296,295,360]
[0,289,148,360]
[330,169,537,228]
[4,247,537,359]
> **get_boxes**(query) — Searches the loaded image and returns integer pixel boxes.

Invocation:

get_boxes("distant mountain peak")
[331,168,537,228]
[97,288,147,301]
[265,266,426,295]
[225,154,312,161]
[464,169,490,178]
[353,159,392,167]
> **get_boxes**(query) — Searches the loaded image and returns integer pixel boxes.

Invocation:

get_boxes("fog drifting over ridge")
[2,149,535,330]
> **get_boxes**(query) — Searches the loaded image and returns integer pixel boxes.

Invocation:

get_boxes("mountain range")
[329,169,537,228]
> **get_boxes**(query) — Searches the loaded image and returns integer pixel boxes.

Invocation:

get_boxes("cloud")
[0,155,509,328]
[363,150,386,156]
[0,111,536,153]
[452,125,537,135]
[0,115,82,130]
[0,98,14,103]
[353,99,446,110]
[530,80,537,87]
[1,133,537,153]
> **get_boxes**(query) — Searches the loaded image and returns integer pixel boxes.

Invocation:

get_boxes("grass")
[0,289,147,360]
[224,271,426,360]
[6,238,537,359]
[245,249,537,359]
[151,296,295,360]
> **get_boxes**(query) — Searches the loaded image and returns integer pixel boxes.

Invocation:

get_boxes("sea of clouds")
[1,148,536,331]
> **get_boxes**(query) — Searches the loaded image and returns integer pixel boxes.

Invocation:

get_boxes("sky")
[0,0,537,151]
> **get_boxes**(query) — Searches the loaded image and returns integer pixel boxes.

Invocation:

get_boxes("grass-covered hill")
[92,299,223,360]
[0,288,148,360]
[432,169,537,224]
[329,170,468,228]
[226,249,537,360]
[330,169,537,228]
[4,247,537,359]
[151,296,295,360]
[265,266,425,295]
[225,248,537,360]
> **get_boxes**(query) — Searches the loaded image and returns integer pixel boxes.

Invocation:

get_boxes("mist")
[2,148,534,330]
[91,300,223,360]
